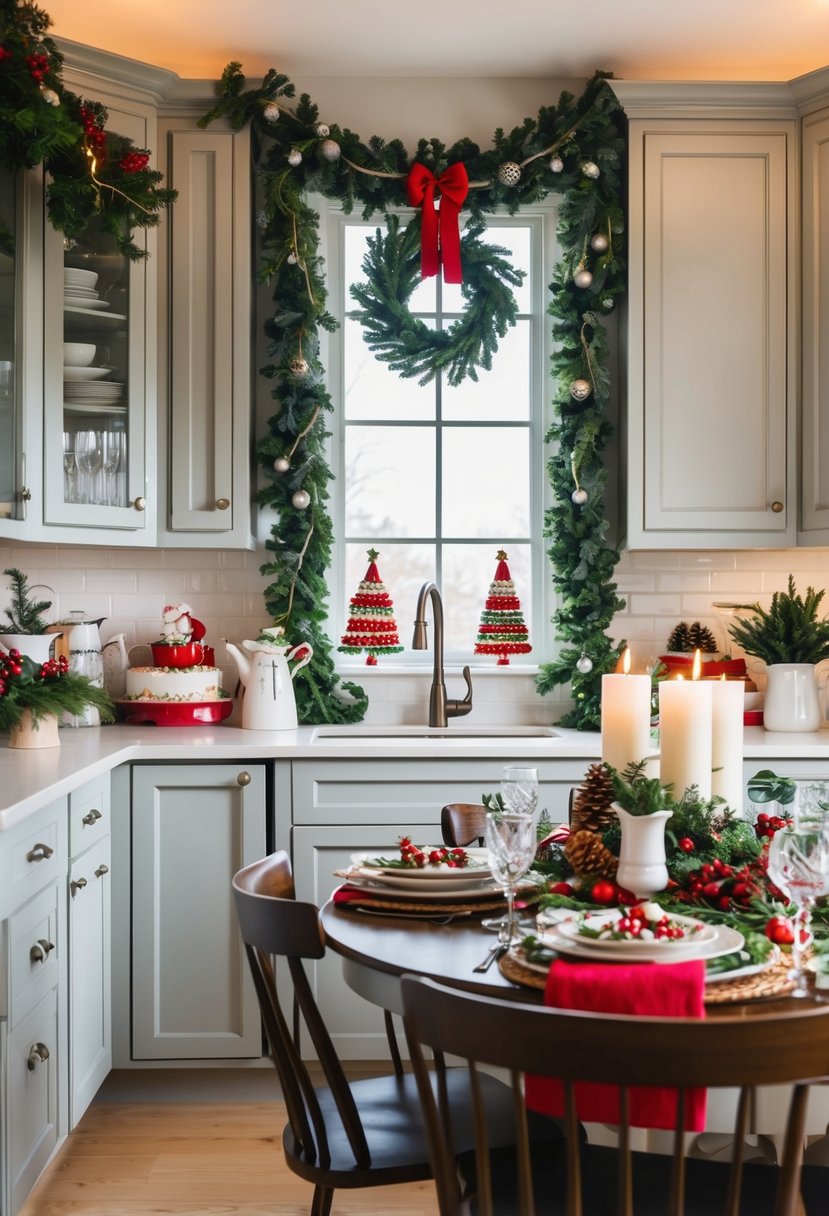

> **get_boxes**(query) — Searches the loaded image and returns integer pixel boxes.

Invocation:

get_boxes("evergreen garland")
[0,0,176,258]
[200,64,627,728]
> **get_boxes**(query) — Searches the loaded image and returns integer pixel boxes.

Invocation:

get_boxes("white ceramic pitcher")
[224,629,313,730]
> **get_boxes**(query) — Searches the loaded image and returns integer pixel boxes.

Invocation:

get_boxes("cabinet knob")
[70,877,88,897]
[29,938,55,963]
[236,770,251,787]
[26,842,54,863]
[133,496,147,511]
[27,1042,50,1071]
[95,864,109,878]
[215,497,231,511]
[771,501,784,513]
[18,486,32,502]
[82,808,103,826]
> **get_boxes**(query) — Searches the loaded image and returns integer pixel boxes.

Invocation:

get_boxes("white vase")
[763,663,823,733]
[615,805,673,899]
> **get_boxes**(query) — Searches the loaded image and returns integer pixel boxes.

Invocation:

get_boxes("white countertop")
[2,721,829,832]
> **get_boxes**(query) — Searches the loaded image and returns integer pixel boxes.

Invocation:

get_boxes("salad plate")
[351,847,491,879]
[552,907,718,956]
[539,921,744,965]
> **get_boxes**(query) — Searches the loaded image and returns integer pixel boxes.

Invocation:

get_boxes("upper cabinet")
[615,83,799,550]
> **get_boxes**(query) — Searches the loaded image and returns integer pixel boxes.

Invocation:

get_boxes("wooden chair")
[232,852,561,1216]
[402,974,829,1216]
[441,802,487,848]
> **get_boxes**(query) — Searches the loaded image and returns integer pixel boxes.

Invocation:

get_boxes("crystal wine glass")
[62,431,76,503]
[485,809,539,945]
[501,765,539,816]
[767,820,829,997]
[101,431,122,506]
[75,430,103,505]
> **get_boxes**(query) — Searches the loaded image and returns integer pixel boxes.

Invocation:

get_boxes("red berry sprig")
[397,836,469,868]
[754,811,790,839]
[26,52,50,82]
[119,150,150,174]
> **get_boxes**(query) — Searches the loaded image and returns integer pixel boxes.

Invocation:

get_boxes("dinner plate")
[351,847,491,879]
[63,298,111,309]
[63,366,112,381]
[347,866,496,893]
[335,870,545,904]
[511,940,769,982]
[552,909,718,957]
[538,922,744,965]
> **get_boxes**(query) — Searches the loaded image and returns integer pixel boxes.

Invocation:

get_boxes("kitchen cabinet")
[616,84,798,549]
[156,119,254,547]
[800,102,829,540]
[0,797,67,1216]
[289,757,588,1059]
[67,776,111,1128]
[130,763,266,1060]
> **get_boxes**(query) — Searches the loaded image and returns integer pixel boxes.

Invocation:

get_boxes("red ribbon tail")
[439,198,463,284]
[419,186,439,279]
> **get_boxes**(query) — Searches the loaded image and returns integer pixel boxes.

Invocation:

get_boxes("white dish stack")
[62,340,124,410]
[64,266,111,310]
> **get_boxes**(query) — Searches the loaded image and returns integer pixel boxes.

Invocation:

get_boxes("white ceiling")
[42,0,829,83]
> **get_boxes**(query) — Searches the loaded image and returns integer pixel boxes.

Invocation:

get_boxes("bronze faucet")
[412,582,473,728]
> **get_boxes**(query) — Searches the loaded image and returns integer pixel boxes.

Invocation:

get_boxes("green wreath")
[349,213,525,387]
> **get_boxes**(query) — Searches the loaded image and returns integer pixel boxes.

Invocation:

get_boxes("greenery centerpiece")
[0,648,114,733]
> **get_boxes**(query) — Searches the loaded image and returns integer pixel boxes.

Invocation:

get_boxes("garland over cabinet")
[614,83,798,550]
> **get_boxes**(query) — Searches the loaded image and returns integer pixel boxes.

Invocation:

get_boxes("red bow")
[405,162,469,284]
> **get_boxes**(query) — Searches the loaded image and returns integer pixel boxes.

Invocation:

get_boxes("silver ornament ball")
[320,139,341,162]
[601,297,615,312]
[273,456,291,474]
[570,378,592,401]
[497,161,522,187]
[289,356,310,377]
[287,251,298,265]
[581,161,600,179]
[549,155,564,173]
[292,489,311,510]
[576,653,594,674]
[288,149,302,167]
[590,232,609,253]
[571,487,589,506]
[315,123,330,137]
[573,268,593,289]
[262,102,280,123]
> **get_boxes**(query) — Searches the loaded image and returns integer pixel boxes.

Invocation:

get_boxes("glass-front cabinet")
[0,169,19,522]
[42,97,151,537]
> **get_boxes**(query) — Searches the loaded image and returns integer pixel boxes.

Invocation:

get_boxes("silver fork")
[473,941,508,973]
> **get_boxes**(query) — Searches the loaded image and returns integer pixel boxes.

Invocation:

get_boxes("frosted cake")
[124,665,224,702]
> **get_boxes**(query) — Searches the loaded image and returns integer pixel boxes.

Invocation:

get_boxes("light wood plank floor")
[20,1092,441,1216]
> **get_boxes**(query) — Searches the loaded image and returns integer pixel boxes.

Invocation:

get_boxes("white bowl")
[63,366,111,381]
[63,343,96,367]
[64,268,98,287]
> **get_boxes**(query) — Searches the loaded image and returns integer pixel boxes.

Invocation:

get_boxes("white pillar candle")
[601,650,652,773]
[658,674,713,800]
[710,677,745,812]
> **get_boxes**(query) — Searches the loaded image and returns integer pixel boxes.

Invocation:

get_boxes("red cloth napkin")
[525,958,707,1131]
[332,884,367,904]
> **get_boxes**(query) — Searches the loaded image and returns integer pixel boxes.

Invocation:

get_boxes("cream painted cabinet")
[800,105,829,540]
[130,763,266,1060]
[156,120,253,547]
[623,111,797,549]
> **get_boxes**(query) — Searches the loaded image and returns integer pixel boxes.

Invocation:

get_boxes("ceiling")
[42,0,829,84]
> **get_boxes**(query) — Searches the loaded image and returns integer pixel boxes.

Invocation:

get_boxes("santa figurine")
[160,602,193,644]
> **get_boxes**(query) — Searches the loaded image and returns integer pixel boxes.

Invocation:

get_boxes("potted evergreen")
[0,649,115,749]
[0,568,58,663]
[727,577,829,732]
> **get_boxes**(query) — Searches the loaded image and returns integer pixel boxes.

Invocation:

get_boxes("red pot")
[150,641,206,668]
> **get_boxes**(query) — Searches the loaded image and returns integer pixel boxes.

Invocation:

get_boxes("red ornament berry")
[764,916,795,946]
[549,881,574,897]
[590,879,617,906]
[678,837,695,853]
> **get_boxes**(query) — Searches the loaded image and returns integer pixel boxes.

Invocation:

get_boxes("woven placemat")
[498,950,797,1005]
[336,882,544,917]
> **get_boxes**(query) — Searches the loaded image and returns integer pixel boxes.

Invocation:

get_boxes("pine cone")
[666,621,692,652]
[688,622,718,653]
[564,829,618,880]
[570,762,617,833]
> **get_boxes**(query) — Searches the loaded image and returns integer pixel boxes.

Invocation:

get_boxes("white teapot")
[224,628,313,731]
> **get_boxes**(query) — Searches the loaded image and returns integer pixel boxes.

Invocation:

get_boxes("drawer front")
[69,775,111,859]
[9,882,60,1029]
[7,987,60,1216]
[0,799,67,921]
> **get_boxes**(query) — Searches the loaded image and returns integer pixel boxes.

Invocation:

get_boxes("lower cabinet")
[130,763,266,1060]
[68,834,111,1127]
[5,982,60,1216]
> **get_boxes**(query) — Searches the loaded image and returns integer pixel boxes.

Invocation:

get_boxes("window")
[325,202,558,665]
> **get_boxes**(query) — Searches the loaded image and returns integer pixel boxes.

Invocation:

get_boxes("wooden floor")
[20,1097,441,1216]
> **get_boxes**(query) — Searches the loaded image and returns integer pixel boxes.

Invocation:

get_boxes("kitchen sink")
[311,725,559,740]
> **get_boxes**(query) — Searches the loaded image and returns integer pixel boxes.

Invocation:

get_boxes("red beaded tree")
[474,549,532,666]
[338,548,404,666]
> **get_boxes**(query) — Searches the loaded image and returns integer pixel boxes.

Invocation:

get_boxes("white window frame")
[318,195,560,670]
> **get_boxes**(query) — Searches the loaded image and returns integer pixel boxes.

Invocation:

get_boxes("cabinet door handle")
[215,497,231,510]
[771,501,784,513]
[27,1042,50,1071]
[236,770,251,787]
[82,808,103,825]
[94,864,109,878]
[19,486,32,502]
[70,877,88,897]
[133,496,147,511]
[30,938,55,963]
[26,842,54,863]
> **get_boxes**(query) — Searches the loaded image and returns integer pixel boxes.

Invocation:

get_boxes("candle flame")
[720,673,726,682]
[622,647,631,675]
[692,649,702,681]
